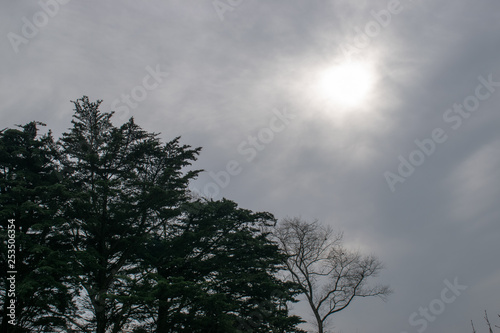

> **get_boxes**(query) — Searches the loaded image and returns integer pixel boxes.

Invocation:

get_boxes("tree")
[1,96,306,332]
[58,96,201,332]
[274,217,391,333]
[138,198,305,333]
[0,122,74,332]
[471,311,500,333]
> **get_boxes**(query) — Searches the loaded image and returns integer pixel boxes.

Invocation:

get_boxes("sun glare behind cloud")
[317,61,375,108]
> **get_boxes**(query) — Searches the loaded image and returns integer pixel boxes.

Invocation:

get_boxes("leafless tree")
[471,311,500,332]
[274,217,391,333]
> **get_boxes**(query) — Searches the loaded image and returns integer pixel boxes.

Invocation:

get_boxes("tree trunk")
[318,321,323,333]
[96,307,106,333]
[156,268,169,333]
[313,308,323,333]
[156,303,168,333]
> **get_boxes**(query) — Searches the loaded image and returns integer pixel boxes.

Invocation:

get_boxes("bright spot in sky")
[317,61,375,107]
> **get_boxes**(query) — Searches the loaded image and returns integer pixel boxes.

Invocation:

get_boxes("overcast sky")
[2,0,500,332]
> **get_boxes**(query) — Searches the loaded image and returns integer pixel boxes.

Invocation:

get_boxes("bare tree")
[471,311,500,332]
[274,217,391,333]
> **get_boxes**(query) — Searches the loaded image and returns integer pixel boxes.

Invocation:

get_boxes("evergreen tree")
[58,96,201,332]
[1,97,305,332]
[139,199,304,333]
[0,122,73,332]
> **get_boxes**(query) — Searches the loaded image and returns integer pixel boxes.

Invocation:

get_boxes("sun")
[317,61,375,107]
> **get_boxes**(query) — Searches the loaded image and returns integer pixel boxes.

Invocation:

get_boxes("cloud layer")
[1,0,499,331]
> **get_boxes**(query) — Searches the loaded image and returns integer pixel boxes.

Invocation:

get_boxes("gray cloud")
[1,0,499,331]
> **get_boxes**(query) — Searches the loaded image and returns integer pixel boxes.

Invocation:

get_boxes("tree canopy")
[0,96,304,332]
[274,217,391,333]
[1,96,390,332]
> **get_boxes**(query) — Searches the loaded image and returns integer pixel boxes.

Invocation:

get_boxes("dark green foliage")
[0,96,304,332]
[141,199,304,332]
[0,122,74,332]
[58,96,201,332]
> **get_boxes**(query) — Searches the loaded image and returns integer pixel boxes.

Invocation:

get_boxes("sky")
[1,0,500,332]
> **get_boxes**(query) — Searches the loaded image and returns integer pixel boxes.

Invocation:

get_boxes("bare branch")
[484,310,493,333]
[274,217,391,333]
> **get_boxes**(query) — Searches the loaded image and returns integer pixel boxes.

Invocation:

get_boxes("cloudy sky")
[2,0,500,331]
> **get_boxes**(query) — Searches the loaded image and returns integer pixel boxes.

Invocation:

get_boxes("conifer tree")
[139,198,304,333]
[0,122,73,332]
[1,97,306,332]
[58,96,201,332]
